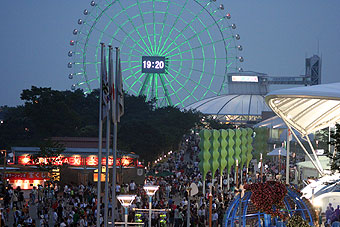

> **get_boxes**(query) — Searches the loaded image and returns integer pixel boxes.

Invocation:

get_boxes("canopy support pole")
[305,135,324,173]
[285,122,324,176]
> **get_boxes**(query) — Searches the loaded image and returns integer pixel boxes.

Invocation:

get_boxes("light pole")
[143,184,159,227]
[117,194,136,227]
[1,150,6,180]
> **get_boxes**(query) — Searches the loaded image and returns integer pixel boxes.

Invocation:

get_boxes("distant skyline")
[1,0,339,106]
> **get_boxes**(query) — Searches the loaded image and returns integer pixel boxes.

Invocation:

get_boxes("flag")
[114,48,124,123]
[108,46,115,121]
[101,45,110,120]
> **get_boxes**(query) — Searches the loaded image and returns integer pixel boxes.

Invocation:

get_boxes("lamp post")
[117,194,136,227]
[1,150,6,180]
[143,184,159,227]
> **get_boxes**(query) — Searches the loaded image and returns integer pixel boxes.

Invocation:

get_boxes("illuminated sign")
[17,155,137,167]
[4,172,49,180]
[18,155,82,166]
[142,56,166,73]
[231,76,259,83]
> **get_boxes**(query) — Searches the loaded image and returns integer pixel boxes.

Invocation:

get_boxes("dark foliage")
[324,123,340,172]
[0,86,203,162]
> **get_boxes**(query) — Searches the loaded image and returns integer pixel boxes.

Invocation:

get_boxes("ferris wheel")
[68,0,243,107]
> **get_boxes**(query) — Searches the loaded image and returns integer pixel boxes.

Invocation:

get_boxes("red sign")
[86,156,135,167]
[18,155,82,166]
[4,172,49,180]
[16,155,137,167]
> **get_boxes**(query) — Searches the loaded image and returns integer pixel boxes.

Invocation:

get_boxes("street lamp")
[143,184,159,227]
[117,194,136,227]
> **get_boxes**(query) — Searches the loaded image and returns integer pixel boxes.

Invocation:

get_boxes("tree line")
[0,86,228,162]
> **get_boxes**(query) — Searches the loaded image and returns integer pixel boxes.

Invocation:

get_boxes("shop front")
[4,171,49,190]
[7,146,145,186]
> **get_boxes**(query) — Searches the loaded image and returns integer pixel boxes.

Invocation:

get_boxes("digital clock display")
[142,56,166,73]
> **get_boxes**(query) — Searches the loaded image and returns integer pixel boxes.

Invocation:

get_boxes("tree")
[2,87,204,162]
[117,94,203,162]
[324,123,340,172]
[20,86,99,139]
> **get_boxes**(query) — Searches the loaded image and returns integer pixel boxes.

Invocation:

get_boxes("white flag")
[101,46,110,120]
[114,48,124,123]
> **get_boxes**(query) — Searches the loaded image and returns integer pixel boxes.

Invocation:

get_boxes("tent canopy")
[265,83,340,136]
[267,147,287,157]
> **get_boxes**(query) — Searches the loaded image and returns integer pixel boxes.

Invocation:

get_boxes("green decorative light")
[69,0,242,107]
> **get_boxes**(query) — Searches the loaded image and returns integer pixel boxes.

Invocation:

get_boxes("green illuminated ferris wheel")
[68,0,243,107]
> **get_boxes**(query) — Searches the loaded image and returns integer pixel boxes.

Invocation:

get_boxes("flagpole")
[103,44,114,227]
[96,43,105,227]
[104,106,111,227]
[110,46,120,227]
[286,129,290,185]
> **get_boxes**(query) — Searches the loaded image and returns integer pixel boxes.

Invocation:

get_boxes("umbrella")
[156,171,175,177]
[146,170,156,176]
[267,147,287,157]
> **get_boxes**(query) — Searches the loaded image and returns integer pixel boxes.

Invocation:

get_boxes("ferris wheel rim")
[69,0,243,107]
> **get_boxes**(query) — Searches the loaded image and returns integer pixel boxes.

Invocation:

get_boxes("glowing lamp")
[143,185,159,196]
[117,194,136,208]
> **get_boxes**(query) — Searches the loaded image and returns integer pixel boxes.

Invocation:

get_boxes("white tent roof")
[253,115,286,129]
[267,147,287,156]
[296,156,330,170]
[302,172,339,200]
[185,94,271,115]
[265,83,340,136]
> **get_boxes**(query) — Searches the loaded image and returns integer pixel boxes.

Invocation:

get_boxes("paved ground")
[3,190,55,227]
[5,203,54,227]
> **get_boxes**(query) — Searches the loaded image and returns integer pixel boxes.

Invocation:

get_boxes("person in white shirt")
[212,209,218,227]
[129,181,136,192]
[116,184,121,194]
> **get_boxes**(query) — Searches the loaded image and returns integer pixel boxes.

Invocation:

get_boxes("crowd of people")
[0,131,332,226]
[325,204,340,227]
[0,132,240,226]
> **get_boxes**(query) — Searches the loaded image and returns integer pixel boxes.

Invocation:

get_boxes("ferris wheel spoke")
[125,70,144,94]
[168,62,225,78]
[162,73,183,107]
[117,1,154,55]
[158,74,173,106]
[97,4,152,56]
[163,17,224,56]
[152,0,157,54]
[165,69,199,103]
[124,69,142,84]
[156,0,171,55]
[159,1,211,55]
[167,57,227,62]
[154,74,159,100]
[167,64,218,96]
[122,64,140,72]
[70,0,240,107]
[75,61,100,65]
[121,52,142,59]
[82,24,146,56]
[121,60,140,63]
[157,0,188,56]
[146,74,153,100]
[136,1,155,54]
[138,74,150,96]
[78,29,144,55]
[165,36,232,59]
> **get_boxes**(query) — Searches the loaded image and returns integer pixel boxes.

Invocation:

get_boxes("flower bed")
[244,181,287,218]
